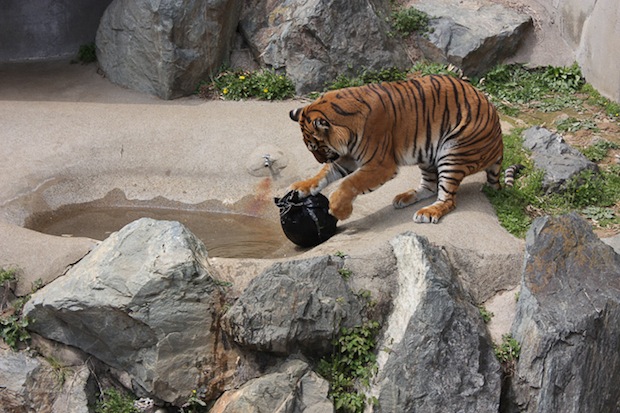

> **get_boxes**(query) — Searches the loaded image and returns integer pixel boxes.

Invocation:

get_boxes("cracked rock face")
[368,232,501,413]
[23,218,238,406]
[507,213,620,413]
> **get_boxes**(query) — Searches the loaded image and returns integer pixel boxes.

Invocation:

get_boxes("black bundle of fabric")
[274,190,337,247]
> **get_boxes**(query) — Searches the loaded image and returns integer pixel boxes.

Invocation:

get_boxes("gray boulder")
[23,218,237,406]
[522,126,599,194]
[210,359,333,413]
[414,0,532,77]
[96,0,242,99]
[368,232,501,412]
[507,213,620,413]
[222,256,364,356]
[239,0,408,94]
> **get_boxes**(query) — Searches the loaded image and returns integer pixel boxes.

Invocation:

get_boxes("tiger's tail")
[504,164,525,188]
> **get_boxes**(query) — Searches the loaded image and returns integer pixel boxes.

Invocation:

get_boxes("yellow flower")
[263,88,269,93]
[239,75,246,80]
[223,88,229,94]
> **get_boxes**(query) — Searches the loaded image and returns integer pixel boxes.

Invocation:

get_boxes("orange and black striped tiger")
[288,74,504,224]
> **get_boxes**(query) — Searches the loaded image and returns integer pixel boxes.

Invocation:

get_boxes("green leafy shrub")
[202,69,295,101]
[0,314,31,350]
[318,321,380,412]
[494,334,521,363]
[77,42,97,64]
[391,7,432,36]
[0,267,31,351]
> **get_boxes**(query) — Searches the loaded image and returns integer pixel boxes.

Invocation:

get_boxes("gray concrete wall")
[0,0,113,62]
[573,0,620,104]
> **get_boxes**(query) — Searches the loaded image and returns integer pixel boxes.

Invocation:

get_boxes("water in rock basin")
[25,205,292,259]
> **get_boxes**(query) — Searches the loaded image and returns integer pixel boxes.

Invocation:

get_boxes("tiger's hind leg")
[484,157,503,190]
[393,165,438,209]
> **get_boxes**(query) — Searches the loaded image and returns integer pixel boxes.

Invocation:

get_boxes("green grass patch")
[478,63,585,115]
[555,117,598,133]
[583,84,620,120]
[580,139,619,162]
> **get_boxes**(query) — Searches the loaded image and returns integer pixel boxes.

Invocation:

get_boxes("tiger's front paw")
[289,179,319,198]
[328,191,353,221]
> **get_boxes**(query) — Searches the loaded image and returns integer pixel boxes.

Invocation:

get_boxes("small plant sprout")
[338,268,353,279]
[478,306,494,324]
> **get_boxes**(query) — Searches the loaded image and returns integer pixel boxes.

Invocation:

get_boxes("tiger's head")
[289,106,350,164]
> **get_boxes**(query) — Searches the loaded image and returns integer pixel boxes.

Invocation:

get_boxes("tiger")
[287,74,505,224]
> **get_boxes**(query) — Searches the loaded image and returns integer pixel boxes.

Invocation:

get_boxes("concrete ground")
[0,60,524,340]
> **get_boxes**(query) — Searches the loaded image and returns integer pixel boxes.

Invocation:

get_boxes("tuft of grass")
[94,388,139,413]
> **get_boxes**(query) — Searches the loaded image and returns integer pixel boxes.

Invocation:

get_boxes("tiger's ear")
[313,118,330,133]
[289,108,302,122]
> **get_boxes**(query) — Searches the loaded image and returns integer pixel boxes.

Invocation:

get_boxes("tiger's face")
[290,107,343,164]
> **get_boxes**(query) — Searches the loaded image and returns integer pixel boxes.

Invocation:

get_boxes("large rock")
[522,126,599,194]
[239,0,408,94]
[368,232,501,412]
[210,359,333,413]
[413,0,532,77]
[506,213,620,413]
[96,0,242,99]
[23,218,237,406]
[222,256,364,357]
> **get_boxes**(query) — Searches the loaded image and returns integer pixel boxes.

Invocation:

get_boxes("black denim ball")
[274,190,337,247]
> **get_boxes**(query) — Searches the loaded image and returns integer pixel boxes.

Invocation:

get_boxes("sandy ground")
[0,60,524,341]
